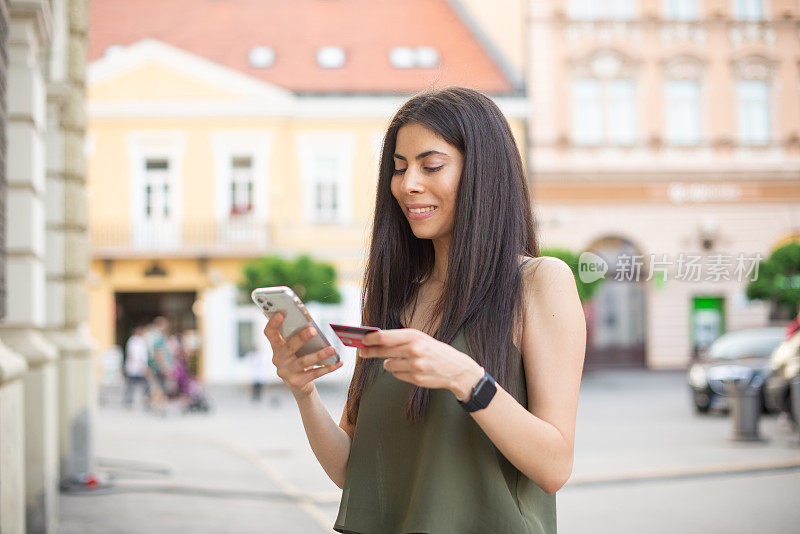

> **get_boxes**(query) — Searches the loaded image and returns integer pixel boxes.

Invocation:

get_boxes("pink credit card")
[329,323,381,348]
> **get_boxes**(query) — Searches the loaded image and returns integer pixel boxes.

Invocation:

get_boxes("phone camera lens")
[266,301,273,307]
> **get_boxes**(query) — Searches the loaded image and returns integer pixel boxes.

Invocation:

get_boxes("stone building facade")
[0,0,92,532]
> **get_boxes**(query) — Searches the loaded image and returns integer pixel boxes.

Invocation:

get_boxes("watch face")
[473,373,496,407]
[458,371,496,412]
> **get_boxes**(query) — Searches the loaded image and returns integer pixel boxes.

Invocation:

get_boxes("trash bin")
[721,370,765,442]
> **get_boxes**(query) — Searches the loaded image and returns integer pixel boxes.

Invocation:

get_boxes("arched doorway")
[584,236,647,369]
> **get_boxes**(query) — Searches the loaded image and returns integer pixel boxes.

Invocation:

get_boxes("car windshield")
[706,328,786,360]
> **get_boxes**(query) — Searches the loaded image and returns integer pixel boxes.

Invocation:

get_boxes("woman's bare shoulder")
[520,255,571,284]
[515,256,575,344]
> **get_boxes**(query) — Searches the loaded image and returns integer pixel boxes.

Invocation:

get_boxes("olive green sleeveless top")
[333,320,557,533]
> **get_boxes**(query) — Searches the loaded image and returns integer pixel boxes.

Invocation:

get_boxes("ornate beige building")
[0,1,93,532]
[526,0,800,369]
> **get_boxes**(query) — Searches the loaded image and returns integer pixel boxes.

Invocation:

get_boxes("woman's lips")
[407,206,438,220]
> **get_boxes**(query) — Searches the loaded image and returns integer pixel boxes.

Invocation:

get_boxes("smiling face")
[391,122,464,242]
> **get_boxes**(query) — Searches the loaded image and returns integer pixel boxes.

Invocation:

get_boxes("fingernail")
[307,328,316,337]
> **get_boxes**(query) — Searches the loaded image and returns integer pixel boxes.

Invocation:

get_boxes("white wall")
[202,281,362,385]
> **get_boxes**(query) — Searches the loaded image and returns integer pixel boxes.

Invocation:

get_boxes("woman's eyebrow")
[393,150,449,161]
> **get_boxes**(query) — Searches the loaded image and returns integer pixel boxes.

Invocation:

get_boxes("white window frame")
[296,131,355,225]
[736,79,771,145]
[126,131,186,249]
[665,79,702,145]
[210,130,272,223]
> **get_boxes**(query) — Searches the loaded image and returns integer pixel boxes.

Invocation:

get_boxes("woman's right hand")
[263,312,344,398]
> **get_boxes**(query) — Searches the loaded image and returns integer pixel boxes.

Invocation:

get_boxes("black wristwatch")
[457,369,497,412]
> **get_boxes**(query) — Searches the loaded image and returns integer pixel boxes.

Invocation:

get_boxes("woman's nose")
[401,167,424,193]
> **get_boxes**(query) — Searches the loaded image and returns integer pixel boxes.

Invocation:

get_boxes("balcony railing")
[90,219,273,258]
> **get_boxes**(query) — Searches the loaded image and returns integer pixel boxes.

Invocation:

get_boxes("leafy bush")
[240,254,342,304]
[746,241,800,320]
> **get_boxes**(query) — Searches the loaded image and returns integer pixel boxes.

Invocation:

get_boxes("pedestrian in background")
[149,316,176,397]
[123,325,150,409]
[263,86,586,533]
[245,347,270,402]
[143,318,170,415]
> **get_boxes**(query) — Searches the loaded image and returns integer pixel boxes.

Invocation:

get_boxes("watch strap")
[457,370,497,412]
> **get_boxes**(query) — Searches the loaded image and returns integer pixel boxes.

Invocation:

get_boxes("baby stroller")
[173,358,211,413]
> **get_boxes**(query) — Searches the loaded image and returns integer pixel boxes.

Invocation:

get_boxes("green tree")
[745,241,800,320]
[540,247,603,304]
[240,254,342,304]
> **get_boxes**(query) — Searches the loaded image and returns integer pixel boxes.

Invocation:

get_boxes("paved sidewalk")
[60,369,800,533]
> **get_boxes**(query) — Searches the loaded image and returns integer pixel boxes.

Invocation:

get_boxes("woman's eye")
[392,166,442,175]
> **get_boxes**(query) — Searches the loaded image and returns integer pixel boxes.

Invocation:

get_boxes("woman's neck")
[430,235,451,283]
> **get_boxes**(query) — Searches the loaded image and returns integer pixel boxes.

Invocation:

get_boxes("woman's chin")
[410,230,440,241]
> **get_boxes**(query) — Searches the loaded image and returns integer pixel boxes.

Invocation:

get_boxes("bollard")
[791,376,800,437]
[722,372,765,442]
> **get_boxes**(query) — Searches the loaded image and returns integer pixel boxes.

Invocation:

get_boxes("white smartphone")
[251,286,341,367]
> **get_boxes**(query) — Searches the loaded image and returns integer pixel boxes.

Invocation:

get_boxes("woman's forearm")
[293,386,352,488]
[463,381,571,494]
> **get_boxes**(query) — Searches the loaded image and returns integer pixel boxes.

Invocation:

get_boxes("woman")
[263,86,586,533]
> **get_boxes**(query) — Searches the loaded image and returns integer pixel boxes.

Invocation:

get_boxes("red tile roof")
[89,0,515,95]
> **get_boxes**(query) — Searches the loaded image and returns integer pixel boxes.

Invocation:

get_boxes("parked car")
[687,327,786,414]
[764,329,800,421]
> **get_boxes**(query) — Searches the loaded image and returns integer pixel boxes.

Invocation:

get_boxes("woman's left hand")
[359,328,485,401]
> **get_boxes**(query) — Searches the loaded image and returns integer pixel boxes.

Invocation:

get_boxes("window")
[572,78,636,145]
[572,79,603,144]
[734,0,763,21]
[127,131,186,250]
[317,46,346,68]
[210,130,271,224]
[248,46,275,68]
[296,132,354,225]
[737,79,770,145]
[312,154,340,222]
[665,79,701,145]
[607,80,636,144]
[230,156,254,216]
[144,158,170,220]
[569,0,632,19]
[389,46,439,68]
[606,0,633,19]
[665,0,697,20]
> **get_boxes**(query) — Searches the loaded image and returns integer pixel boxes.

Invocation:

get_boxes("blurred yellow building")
[86,1,527,384]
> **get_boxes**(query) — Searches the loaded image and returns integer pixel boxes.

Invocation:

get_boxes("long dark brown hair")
[344,86,539,424]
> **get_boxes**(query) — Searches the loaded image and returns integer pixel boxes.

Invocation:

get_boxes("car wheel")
[693,394,710,414]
